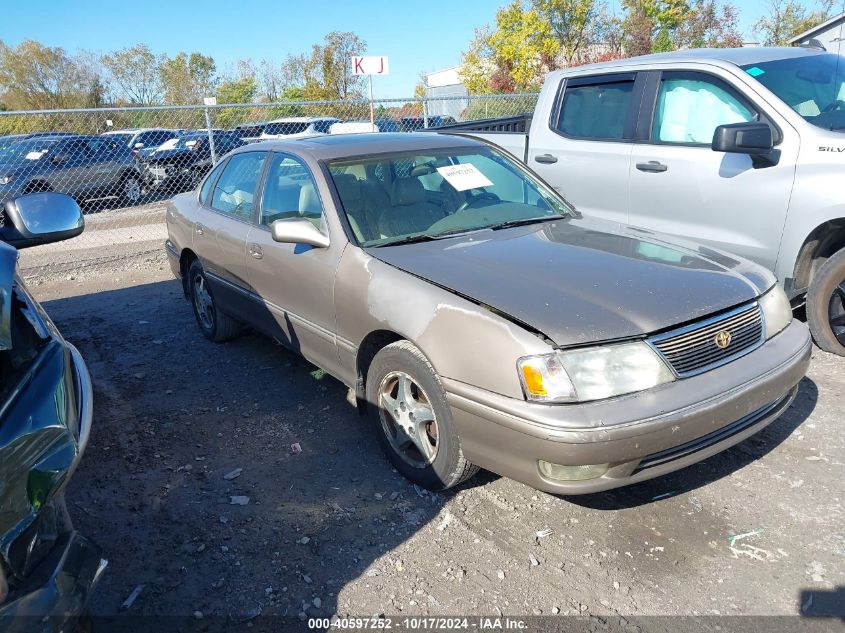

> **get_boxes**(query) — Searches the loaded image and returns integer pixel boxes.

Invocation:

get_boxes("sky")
[2,0,779,98]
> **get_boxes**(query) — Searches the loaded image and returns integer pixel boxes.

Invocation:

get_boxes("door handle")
[194,222,204,235]
[534,153,558,164]
[248,243,263,259]
[636,161,668,173]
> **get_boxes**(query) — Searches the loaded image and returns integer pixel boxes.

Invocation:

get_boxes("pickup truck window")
[652,74,755,145]
[555,78,635,140]
[741,53,845,131]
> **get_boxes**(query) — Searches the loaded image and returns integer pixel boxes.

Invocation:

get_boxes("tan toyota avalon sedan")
[164,133,811,494]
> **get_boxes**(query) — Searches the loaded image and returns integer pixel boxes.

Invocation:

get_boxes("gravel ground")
[29,262,845,632]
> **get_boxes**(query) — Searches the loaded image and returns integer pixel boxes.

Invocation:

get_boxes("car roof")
[104,128,174,134]
[555,46,828,76]
[231,132,483,161]
[266,116,340,124]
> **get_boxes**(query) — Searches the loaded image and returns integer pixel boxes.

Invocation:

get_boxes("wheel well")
[355,330,405,409]
[793,220,845,293]
[179,248,198,297]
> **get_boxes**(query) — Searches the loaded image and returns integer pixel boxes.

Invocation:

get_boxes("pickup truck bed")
[427,115,531,162]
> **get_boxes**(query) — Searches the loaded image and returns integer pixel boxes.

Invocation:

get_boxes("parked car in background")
[0,132,75,152]
[0,135,143,206]
[165,133,809,494]
[103,128,181,157]
[234,122,267,143]
[0,192,105,629]
[259,116,340,140]
[375,118,403,133]
[329,121,379,134]
[401,115,457,131]
[444,46,845,356]
[141,130,244,191]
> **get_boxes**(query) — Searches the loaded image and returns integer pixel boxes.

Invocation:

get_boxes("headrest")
[299,182,322,214]
[390,177,426,206]
[333,173,362,203]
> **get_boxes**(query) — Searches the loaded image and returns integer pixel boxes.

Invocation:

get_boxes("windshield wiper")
[490,216,562,231]
[373,227,483,247]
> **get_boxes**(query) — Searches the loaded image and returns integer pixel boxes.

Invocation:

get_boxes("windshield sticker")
[745,66,765,77]
[436,164,493,192]
[24,151,46,160]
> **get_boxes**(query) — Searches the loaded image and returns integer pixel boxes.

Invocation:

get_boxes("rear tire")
[187,259,241,342]
[366,340,478,491]
[807,248,845,355]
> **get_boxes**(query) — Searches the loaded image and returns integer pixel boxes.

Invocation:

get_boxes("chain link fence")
[0,93,538,277]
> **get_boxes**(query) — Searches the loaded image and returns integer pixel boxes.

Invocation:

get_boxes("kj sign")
[352,56,389,76]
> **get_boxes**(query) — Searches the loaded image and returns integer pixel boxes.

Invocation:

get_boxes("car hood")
[368,216,772,346]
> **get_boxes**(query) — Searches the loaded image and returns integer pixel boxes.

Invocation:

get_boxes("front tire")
[187,259,241,342]
[807,248,845,355]
[120,173,142,205]
[366,340,478,491]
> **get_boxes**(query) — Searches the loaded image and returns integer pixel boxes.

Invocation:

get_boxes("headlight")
[518,342,675,403]
[759,284,792,339]
[0,175,14,185]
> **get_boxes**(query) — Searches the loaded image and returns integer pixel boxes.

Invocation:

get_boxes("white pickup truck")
[443,46,845,356]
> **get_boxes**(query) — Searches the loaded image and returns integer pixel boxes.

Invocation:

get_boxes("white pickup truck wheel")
[807,248,845,356]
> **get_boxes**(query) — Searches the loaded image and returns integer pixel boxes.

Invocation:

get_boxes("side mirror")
[51,154,69,165]
[0,192,84,249]
[712,122,780,168]
[271,218,329,248]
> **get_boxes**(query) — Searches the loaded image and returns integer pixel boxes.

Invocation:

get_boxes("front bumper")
[0,532,106,632]
[445,319,812,494]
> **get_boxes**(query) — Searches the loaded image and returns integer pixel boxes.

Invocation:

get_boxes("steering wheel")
[456,191,500,212]
[822,99,845,114]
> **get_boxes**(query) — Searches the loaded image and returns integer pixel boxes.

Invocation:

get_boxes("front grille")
[650,303,763,377]
[632,392,792,474]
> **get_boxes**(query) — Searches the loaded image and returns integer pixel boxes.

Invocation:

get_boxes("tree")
[754,0,833,46]
[0,39,91,109]
[459,1,558,94]
[301,31,366,101]
[675,0,743,49]
[101,44,163,104]
[622,0,692,54]
[535,0,606,66]
[159,52,216,105]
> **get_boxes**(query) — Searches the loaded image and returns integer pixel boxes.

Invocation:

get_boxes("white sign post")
[352,56,389,127]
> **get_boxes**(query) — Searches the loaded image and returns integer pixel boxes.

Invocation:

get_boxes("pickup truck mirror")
[0,192,84,249]
[51,153,70,165]
[271,218,330,248]
[711,122,779,168]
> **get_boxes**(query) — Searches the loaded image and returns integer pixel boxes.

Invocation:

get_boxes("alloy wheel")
[828,280,845,346]
[192,273,214,331]
[123,177,141,203]
[378,371,439,469]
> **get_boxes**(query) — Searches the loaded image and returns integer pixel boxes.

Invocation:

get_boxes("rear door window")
[555,76,636,140]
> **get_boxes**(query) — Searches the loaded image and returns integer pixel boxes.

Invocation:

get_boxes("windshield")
[328,147,572,247]
[742,53,845,130]
[0,139,58,164]
[107,133,135,146]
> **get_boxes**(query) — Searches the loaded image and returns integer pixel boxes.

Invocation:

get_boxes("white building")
[423,66,468,118]
[789,12,845,54]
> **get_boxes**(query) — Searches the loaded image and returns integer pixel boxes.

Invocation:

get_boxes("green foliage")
[301,31,366,101]
[754,0,833,46]
[159,52,217,105]
[101,44,163,104]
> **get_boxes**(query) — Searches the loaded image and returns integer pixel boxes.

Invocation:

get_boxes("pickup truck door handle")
[534,154,558,164]
[248,243,263,260]
[636,161,668,173]
[194,222,204,235]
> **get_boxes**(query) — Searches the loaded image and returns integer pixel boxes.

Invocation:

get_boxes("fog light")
[538,460,609,481]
